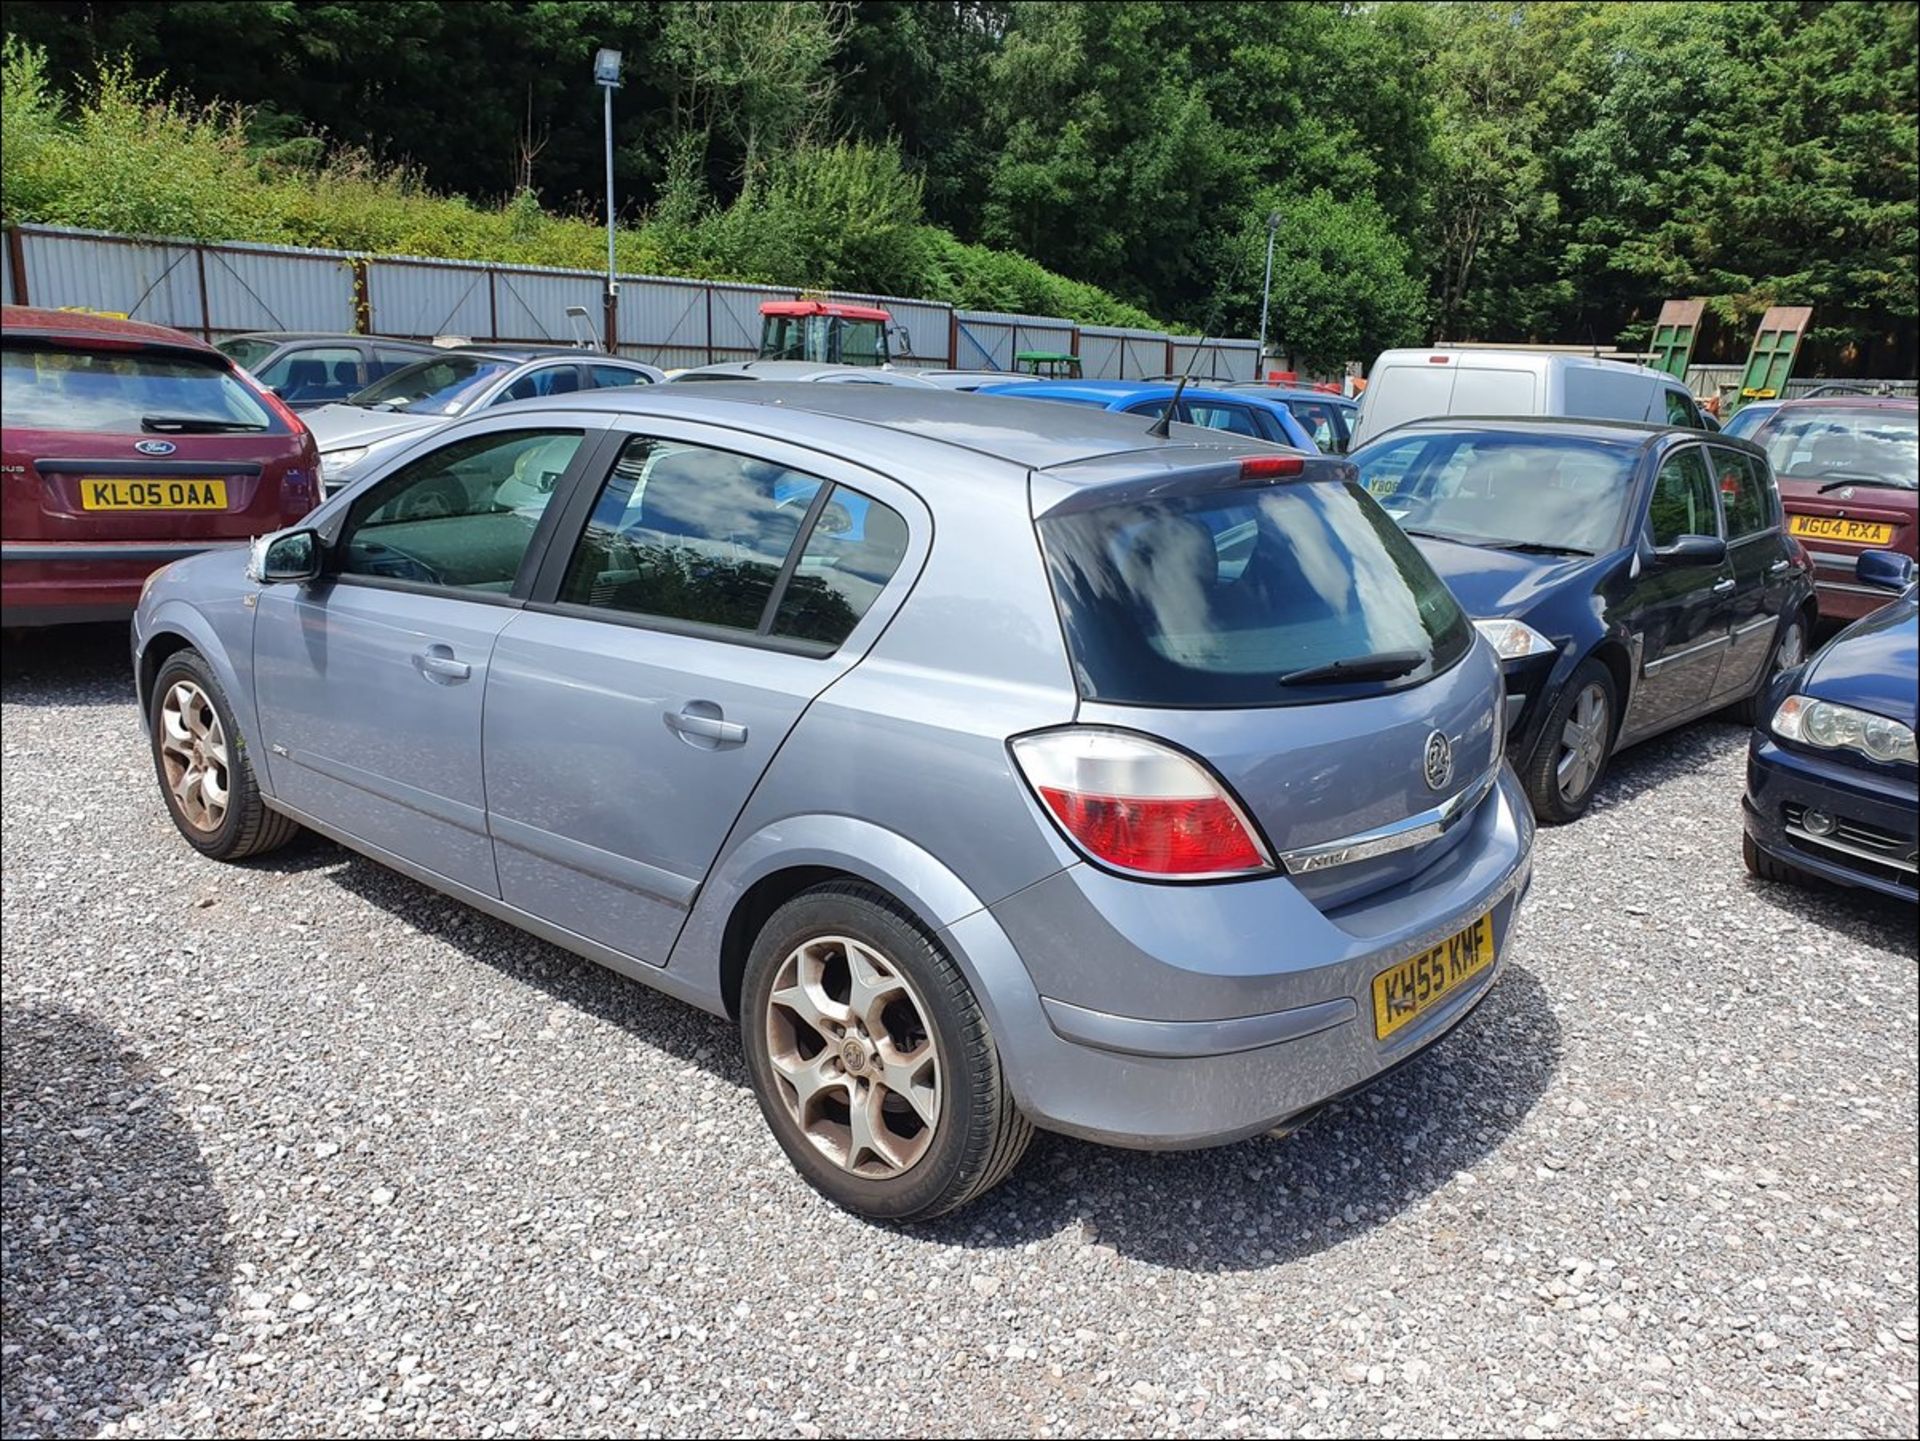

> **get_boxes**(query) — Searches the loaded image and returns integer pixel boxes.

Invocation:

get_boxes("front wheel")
[1743,832,1811,888]
[1520,658,1618,825]
[740,881,1031,1221]
[149,649,301,860]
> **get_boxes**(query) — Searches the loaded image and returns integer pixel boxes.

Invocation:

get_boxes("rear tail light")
[1010,728,1273,879]
[1786,534,1812,571]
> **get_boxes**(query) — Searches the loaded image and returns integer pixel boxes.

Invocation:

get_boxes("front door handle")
[412,644,471,683]
[1710,577,1736,594]
[1768,559,1790,574]
[666,701,748,749]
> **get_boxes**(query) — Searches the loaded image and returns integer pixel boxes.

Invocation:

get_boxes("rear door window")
[1646,447,1722,546]
[254,345,364,404]
[1038,480,1472,706]
[1708,446,1773,538]
[1665,388,1703,428]
[1182,402,1263,437]
[497,364,583,403]
[1,344,274,434]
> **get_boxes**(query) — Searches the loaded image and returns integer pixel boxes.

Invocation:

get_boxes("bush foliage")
[0,38,1160,330]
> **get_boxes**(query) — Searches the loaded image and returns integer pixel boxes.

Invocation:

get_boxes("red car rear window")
[1,343,274,435]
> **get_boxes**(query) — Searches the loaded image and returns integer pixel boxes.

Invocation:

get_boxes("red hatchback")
[2,307,320,627]
[1751,396,1919,624]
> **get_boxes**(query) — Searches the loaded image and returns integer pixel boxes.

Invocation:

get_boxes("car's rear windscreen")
[1038,479,1473,707]
[1,344,273,434]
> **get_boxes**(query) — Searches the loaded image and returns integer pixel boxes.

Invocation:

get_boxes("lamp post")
[593,47,622,350]
[1256,209,1281,379]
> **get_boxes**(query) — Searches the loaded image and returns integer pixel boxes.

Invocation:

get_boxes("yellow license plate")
[1789,514,1894,545]
[80,477,228,511]
[1372,912,1496,1040]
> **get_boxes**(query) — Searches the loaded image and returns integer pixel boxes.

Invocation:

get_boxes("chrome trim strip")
[1732,614,1779,637]
[1786,823,1919,875]
[1644,633,1732,673]
[1815,580,1894,596]
[1277,767,1498,874]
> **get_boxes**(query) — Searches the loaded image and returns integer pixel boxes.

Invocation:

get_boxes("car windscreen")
[1037,479,1473,707]
[1761,407,1919,491]
[1352,431,1637,554]
[345,355,511,416]
[216,336,277,371]
[1,344,274,433]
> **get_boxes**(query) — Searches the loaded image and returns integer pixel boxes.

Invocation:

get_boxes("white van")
[1349,350,1706,447]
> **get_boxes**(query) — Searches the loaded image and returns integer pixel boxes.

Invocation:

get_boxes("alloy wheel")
[763,935,941,1179]
[1556,682,1610,805]
[157,680,230,832]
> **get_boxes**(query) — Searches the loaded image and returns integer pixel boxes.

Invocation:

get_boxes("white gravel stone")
[3,625,1915,1438]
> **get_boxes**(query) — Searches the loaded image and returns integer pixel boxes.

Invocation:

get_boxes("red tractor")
[757,299,899,367]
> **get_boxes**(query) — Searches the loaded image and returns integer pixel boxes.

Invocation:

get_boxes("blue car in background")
[1720,400,1783,441]
[976,379,1321,452]
[1744,550,1918,901]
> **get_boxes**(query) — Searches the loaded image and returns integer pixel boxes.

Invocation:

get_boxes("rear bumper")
[0,540,249,625]
[1743,734,1918,901]
[969,764,1536,1149]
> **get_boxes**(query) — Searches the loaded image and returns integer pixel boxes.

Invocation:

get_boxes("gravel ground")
[3,623,1915,1441]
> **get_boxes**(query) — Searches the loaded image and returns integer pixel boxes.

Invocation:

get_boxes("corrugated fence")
[1,223,1260,380]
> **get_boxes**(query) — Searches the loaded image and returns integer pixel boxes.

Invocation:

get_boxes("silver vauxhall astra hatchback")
[132,385,1535,1220]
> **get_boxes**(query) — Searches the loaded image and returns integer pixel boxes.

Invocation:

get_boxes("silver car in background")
[132,387,1534,1220]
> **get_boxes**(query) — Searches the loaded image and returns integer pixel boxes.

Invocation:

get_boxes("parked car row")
[6,307,1912,1224]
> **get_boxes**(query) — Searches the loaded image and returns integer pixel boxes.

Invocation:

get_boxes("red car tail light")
[1010,728,1273,879]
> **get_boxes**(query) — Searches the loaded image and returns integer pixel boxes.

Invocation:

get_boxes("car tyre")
[149,648,301,861]
[1742,832,1810,887]
[741,880,1032,1221]
[1520,658,1618,825]
[1728,612,1809,725]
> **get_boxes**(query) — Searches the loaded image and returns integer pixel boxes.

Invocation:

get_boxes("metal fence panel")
[617,277,713,368]
[1170,339,1258,383]
[19,228,206,333]
[367,257,493,340]
[490,265,607,345]
[201,242,356,337]
[2,237,14,306]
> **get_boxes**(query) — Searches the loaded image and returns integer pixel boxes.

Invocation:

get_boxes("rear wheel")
[1729,612,1808,725]
[1520,659,1618,825]
[149,649,300,860]
[740,881,1031,1221]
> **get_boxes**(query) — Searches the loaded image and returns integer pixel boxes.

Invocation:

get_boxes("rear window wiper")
[141,415,267,433]
[1817,475,1915,493]
[1279,649,1428,686]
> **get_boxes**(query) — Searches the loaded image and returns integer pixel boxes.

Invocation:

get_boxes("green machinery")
[1736,305,1813,409]
[1647,298,1705,379]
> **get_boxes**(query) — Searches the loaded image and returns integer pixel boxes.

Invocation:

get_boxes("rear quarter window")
[1,344,274,433]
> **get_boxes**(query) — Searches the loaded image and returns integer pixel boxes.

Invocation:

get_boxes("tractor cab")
[757,299,896,367]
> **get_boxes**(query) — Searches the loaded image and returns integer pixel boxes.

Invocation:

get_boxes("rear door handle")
[1710,578,1736,594]
[1768,559,1790,574]
[412,644,471,682]
[666,702,748,748]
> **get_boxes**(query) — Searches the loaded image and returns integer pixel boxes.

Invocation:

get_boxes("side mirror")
[252,528,322,584]
[1653,533,1727,568]
[1856,549,1916,591]
[891,325,912,357]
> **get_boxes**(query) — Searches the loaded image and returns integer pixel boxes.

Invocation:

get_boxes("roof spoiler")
[1034,449,1351,518]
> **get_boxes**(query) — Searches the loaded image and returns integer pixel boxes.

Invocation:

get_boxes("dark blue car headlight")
[1473,617,1557,662]
[1772,694,1918,766]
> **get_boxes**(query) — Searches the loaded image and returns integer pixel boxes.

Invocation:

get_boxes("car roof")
[517,381,1277,476]
[1229,383,1357,403]
[1772,395,1917,412]
[451,344,609,361]
[224,331,442,348]
[1371,348,1674,381]
[2,304,221,357]
[1364,414,1765,455]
